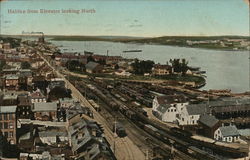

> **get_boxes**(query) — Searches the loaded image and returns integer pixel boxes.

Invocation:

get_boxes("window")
[0,123,2,129]
[3,114,8,120]
[9,122,13,129]
[9,131,13,138]
[9,114,13,120]
[0,114,2,120]
[4,122,8,129]
[4,132,8,137]
[174,109,176,112]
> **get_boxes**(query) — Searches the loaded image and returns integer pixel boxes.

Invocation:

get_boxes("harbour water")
[50,40,249,93]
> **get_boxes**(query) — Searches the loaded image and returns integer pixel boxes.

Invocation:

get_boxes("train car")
[113,122,126,137]
[170,127,192,138]
[125,110,137,121]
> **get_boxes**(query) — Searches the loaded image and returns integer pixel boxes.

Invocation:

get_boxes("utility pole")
[113,117,117,156]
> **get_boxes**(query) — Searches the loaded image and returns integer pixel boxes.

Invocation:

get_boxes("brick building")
[0,105,17,144]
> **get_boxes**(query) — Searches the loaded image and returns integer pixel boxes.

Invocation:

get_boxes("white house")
[214,125,240,143]
[152,95,188,123]
[177,104,207,126]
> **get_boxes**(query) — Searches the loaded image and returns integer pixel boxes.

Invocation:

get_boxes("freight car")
[113,122,126,137]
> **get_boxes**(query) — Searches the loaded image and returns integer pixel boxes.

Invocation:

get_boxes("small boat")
[123,49,142,53]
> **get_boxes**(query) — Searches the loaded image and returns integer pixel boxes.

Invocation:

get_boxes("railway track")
[74,79,197,160]
[74,77,249,160]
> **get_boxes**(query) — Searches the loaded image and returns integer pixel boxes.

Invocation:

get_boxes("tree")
[114,64,119,70]
[21,61,31,69]
[65,60,85,72]
[0,60,6,71]
[87,56,95,63]
[169,58,188,75]
[48,86,72,101]
[180,58,189,75]
[131,59,155,75]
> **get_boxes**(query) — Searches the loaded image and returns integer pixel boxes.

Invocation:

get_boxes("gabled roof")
[186,104,207,115]
[199,114,219,128]
[85,61,100,71]
[219,125,239,137]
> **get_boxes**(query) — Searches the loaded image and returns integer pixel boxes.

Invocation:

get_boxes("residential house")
[152,95,188,123]
[59,98,75,108]
[68,119,112,159]
[214,125,240,143]
[29,89,47,103]
[85,61,103,73]
[198,114,220,138]
[1,92,18,106]
[3,43,11,50]
[32,102,57,121]
[152,64,172,75]
[4,74,19,90]
[177,104,208,126]
[17,94,32,119]
[0,105,17,144]
[38,129,68,146]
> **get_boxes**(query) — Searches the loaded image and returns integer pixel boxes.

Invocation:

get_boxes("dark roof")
[85,61,100,71]
[186,104,207,115]
[156,95,186,105]
[219,125,239,137]
[199,114,219,128]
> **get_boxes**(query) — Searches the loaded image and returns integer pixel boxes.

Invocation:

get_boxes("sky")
[0,0,249,37]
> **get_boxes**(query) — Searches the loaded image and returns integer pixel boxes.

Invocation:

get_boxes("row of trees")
[131,59,155,75]
[169,58,189,75]
[131,58,189,75]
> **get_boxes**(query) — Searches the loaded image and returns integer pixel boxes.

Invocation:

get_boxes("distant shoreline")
[49,35,249,51]
[1,34,249,51]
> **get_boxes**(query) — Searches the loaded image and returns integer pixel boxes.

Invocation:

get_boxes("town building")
[4,74,19,90]
[85,61,103,73]
[152,95,188,123]
[214,125,240,143]
[198,114,220,138]
[29,89,46,103]
[58,98,75,108]
[32,102,57,121]
[152,64,172,75]
[0,105,17,144]
[1,92,18,106]
[17,94,32,119]
[177,104,207,126]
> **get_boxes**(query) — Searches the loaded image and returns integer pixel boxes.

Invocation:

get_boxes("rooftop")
[5,74,19,80]
[85,61,100,71]
[199,114,219,128]
[219,125,239,137]
[33,102,57,112]
[0,105,17,113]
[186,104,208,115]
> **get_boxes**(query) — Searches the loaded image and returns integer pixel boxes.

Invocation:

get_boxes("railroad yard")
[65,72,250,160]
